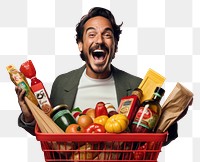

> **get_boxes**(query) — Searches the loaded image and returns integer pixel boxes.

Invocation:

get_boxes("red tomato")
[65,124,85,133]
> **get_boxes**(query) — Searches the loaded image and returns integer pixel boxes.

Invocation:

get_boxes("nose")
[95,34,103,45]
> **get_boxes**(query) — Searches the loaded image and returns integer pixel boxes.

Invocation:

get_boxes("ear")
[78,42,83,52]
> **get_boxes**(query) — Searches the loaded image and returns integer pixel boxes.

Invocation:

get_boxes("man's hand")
[15,86,34,123]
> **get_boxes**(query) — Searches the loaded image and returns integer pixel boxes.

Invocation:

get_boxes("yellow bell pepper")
[93,115,109,126]
[105,114,129,133]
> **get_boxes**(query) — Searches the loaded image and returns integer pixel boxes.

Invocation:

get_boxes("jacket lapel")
[112,65,132,105]
[62,65,86,110]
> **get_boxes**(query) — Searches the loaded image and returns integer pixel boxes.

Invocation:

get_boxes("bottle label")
[32,83,51,114]
[133,104,159,130]
[12,73,23,84]
[52,109,70,122]
[118,98,134,117]
[13,73,30,95]
[18,81,29,96]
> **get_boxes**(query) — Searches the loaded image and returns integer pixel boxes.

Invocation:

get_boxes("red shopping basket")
[35,125,167,162]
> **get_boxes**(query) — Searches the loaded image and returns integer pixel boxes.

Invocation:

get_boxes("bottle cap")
[50,104,69,118]
[154,87,165,97]
[131,88,143,99]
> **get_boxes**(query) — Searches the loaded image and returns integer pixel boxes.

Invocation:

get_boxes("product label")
[13,73,29,95]
[12,73,23,84]
[18,81,29,95]
[118,98,134,117]
[52,109,70,122]
[133,104,159,130]
[34,88,51,114]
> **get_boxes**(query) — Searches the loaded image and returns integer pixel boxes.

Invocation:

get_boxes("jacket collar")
[112,65,133,103]
[63,65,86,92]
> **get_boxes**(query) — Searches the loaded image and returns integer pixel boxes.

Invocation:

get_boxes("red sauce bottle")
[118,88,143,124]
[20,60,52,116]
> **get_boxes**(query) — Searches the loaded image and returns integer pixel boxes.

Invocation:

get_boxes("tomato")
[65,124,84,133]
[84,123,106,133]
[105,114,129,133]
[77,114,93,128]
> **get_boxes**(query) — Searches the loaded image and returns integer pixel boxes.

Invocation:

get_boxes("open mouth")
[92,49,106,60]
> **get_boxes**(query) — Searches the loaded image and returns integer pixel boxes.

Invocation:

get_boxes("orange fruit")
[77,114,93,128]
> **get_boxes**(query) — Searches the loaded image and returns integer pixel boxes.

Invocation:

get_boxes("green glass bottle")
[131,87,165,133]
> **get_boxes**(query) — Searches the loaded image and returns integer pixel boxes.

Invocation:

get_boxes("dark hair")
[75,7,123,52]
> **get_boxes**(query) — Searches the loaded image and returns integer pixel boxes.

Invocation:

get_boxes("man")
[16,7,177,144]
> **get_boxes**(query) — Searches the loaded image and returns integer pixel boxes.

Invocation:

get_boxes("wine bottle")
[131,87,165,133]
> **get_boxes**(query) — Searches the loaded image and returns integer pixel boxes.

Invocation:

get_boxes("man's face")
[78,16,116,79]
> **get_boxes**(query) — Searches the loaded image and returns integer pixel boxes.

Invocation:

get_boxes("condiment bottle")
[20,60,52,116]
[6,65,38,105]
[118,88,143,123]
[50,105,76,131]
[131,87,165,133]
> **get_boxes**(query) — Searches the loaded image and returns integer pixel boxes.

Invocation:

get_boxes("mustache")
[89,44,109,54]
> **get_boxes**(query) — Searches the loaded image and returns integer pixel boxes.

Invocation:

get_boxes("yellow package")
[6,65,38,106]
[138,68,165,102]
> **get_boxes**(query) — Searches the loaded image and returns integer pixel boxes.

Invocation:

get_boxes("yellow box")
[138,68,166,103]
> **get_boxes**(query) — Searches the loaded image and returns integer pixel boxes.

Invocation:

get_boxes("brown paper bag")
[156,82,193,132]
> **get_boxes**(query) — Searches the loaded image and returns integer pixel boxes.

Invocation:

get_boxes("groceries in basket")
[7,62,194,161]
[20,60,53,116]
[66,101,130,134]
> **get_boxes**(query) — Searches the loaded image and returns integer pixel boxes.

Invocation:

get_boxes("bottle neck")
[31,76,41,85]
[131,89,143,100]
[152,93,162,102]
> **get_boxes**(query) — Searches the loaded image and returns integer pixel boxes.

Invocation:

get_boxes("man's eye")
[104,33,112,38]
[89,33,96,37]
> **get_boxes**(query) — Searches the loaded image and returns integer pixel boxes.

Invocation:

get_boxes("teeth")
[93,49,104,53]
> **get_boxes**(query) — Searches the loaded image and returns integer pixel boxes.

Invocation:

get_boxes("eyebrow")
[86,27,114,33]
